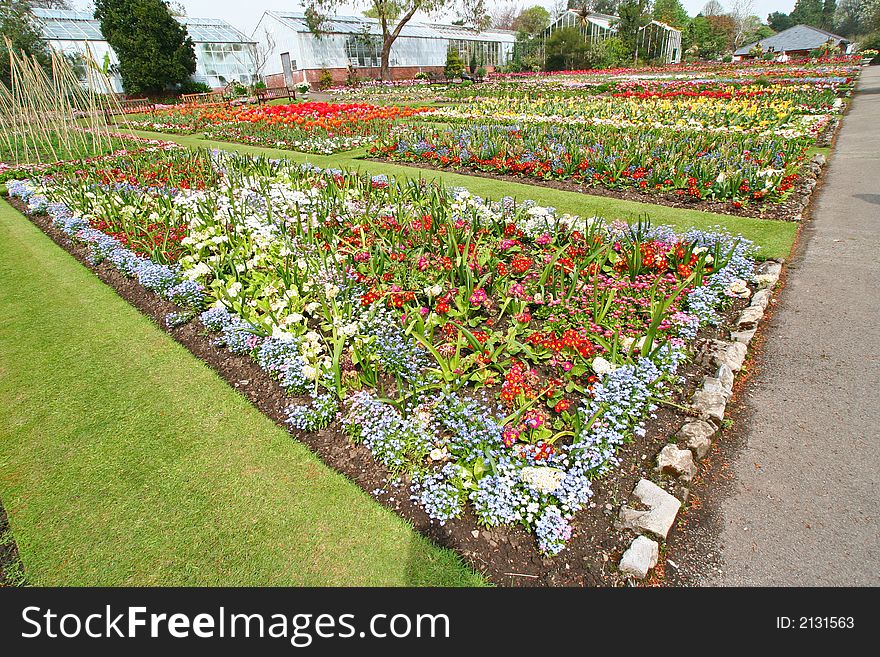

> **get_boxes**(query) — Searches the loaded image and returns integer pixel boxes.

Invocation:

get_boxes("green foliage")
[0,0,52,88]
[177,80,211,94]
[767,11,793,32]
[544,28,629,71]
[445,45,465,78]
[615,0,652,57]
[514,5,550,35]
[544,27,591,70]
[790,0,825,28]
[94,0,197,95]
[317,67,334,90]
[652,0,690,29]
[684,14,733,59]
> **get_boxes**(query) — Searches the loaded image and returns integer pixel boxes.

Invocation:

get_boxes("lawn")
[124,127,799,260]
[0,198,485,586]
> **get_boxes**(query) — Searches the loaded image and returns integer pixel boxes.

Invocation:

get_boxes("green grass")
[0,199,485,586]
[125,128,799,260]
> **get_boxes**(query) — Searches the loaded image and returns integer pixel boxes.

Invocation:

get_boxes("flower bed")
[368,61,856,211]
[126,102,431,154]
[6,147,756,560]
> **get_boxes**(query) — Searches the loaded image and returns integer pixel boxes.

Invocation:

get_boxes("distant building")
[545,10,682,64]
[31,8,258,93]
[735,24,854,60]
[252,12,517,86]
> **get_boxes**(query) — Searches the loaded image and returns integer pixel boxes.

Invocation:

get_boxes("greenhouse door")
[281,52,294,87]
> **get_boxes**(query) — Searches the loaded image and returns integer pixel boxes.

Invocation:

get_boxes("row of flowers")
[126,102,430,155]
[7,147,756,555]
[372,121,807,204]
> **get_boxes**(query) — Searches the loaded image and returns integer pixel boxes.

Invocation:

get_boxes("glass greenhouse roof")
[31,9,253,44]
[268,12,514,41]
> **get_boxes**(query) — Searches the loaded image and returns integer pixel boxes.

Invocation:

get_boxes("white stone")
[691,389,727,423]
[619,536,659,579]
[675,420,716,459]
[716,364,735,391]
[737,305,764,326]
[731,328,757,344]
[619,479,682,539]
[751,288,772,308]
[702,375,732,399]
[657,444,698,481]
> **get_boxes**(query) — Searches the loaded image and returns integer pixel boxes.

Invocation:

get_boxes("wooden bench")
[181,91,225,106]
[256,86,297,104]
[102,97,154,122]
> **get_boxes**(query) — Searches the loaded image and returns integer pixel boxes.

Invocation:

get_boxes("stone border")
[617,259,784,581]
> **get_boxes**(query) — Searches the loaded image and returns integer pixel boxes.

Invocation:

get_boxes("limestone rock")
[675,420,716,459]
[619,479,682,539]
[691,389,727,423]
[619,536,659,579]
[657,444,697,481]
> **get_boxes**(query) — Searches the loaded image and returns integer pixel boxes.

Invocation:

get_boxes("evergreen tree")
[767,11,794,32]
[790,0,825,27]
[821,0,837,30]
[94,0,197,95]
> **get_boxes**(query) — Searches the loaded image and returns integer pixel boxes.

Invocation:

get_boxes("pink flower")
[536,233,552,246]
[469,288,488,306]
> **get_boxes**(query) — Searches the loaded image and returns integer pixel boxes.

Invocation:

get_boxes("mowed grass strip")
[0,199,485,586]
[123,127,799,260]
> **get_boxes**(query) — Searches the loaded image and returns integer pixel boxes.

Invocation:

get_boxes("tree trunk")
[380,38,393,81]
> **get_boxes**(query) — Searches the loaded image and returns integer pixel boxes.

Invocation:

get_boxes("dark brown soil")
[10,197,753,587]
[0,500,27,587]
[366,157,823,222]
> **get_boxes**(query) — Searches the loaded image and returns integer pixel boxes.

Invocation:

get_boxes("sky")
[70,1,800,38]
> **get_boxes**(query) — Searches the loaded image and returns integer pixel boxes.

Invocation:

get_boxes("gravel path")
[679,66,880,586]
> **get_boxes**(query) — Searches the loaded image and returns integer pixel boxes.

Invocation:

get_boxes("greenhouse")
[545,10,682,64]
[31,8,259,93]
[252,12,516,86]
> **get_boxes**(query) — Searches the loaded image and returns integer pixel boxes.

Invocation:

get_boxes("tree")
[790,0,824,27]
[444,44,464,77]
[568,0,620,14]
[249,27,275,84]
[834,0,864,35]
[514,5,550,34]
[544,26,591,69]
[767,11,793,31]
[702,0,726,16]
[1,0,52,88]
[491,2,519,30]
[684,13,734,58]
[94,0,197,95]
[822,0,838,29]
[729,0,755,46]
[652,0,689,29]
[615,0,652,59]
[308,1,485,81]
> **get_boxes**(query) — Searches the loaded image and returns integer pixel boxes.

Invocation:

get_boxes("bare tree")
[492,1,520,30]
[729,0,754,46]
[249,28,276,84]
[702,0,726,16]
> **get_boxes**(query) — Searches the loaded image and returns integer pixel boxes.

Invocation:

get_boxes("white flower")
[301,365,318,380]
[324,283,340,299]
[592,356,616,377]
[429,448,447,462]
[520,466,566,494]
[227,281,242,298]
[341,322,359,337]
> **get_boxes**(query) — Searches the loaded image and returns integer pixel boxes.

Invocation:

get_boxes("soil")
[0,500,27,587]
[11,197,753,587]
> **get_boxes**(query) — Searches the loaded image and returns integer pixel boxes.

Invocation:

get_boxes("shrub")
[445,47,464,79]
[177,80,212,95]
[317,68,333,90]
[414,71,429,80]
[295,81,311,94]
